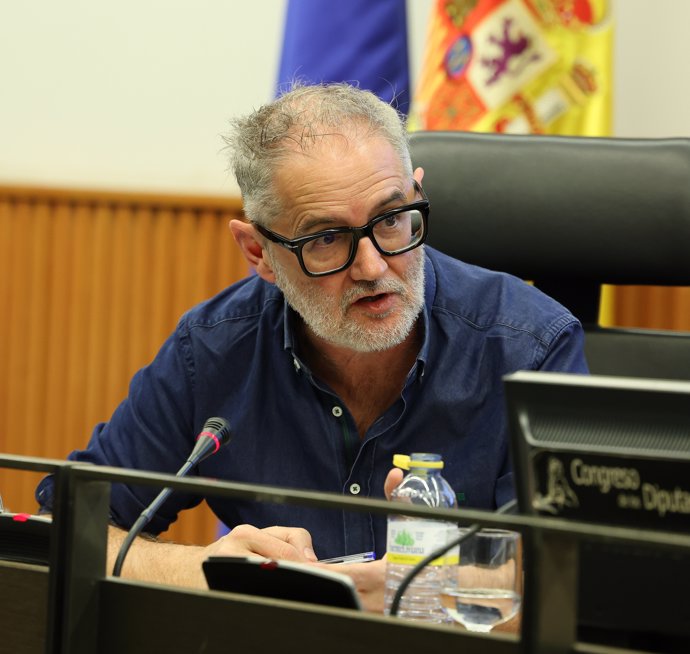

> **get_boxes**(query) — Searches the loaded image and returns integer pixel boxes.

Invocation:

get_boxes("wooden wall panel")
[612,286,690,331]
[0,186,247,546]
[1,184,688,552]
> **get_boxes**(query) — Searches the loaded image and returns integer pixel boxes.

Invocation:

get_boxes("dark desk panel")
[0,561,48,654]
[97,578,517,654]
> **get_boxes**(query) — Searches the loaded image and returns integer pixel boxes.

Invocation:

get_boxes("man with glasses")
[36,83,588,610]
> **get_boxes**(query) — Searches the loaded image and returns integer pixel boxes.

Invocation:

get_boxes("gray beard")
[268,248,426,353]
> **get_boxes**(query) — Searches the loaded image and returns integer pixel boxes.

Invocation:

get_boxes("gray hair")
[224,83,412,226]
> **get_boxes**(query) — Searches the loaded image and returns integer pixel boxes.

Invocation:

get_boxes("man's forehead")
[275,137,405,190]
[278,127,404,173]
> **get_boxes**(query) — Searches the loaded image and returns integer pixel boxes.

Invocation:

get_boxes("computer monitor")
[504,371,690,652]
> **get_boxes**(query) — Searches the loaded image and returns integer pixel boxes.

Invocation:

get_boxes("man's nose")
[349,236,388,280]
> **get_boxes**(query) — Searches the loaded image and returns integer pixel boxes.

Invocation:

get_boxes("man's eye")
[378,214,406,230]
[310,233,342,248]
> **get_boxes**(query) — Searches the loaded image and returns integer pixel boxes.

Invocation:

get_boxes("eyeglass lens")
[301,209,424,274]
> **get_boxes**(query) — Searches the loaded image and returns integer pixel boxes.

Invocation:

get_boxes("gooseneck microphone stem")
[111,482,178,578]
[112,417,231,578]
[389,498,518,618]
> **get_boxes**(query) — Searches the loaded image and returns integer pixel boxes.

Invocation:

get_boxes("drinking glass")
[441,528,522,632]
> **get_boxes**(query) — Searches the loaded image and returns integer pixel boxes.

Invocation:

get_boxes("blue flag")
[276,0,410,113]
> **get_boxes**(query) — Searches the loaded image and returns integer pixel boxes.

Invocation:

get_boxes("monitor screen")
[504,371,690,652]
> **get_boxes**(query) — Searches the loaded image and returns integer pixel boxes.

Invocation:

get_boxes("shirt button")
[331,406,343,417]
[293,358,301,372]
[349,483,361,495]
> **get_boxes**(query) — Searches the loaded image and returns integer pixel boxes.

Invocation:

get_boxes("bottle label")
[387,520,459,566]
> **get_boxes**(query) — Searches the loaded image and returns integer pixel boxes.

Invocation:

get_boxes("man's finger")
[212,524,309,562]
[384,467,404,500]
[263,525,317,561]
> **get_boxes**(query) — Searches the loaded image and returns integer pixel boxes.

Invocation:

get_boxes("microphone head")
[188,417,232,466]
[201,416,231,447]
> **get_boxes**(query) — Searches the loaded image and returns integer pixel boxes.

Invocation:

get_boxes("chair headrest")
[410,131,690,286]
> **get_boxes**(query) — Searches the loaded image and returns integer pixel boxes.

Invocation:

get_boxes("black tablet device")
[203,556,362,610]
[0,513,51,566]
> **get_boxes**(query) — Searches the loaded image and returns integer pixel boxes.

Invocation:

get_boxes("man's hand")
[312,559,386,614]
[108,523,317,589]
[202,524,317,563]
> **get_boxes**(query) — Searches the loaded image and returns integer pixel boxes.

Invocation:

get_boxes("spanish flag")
[412,0,614,323]
[412,0,612,136]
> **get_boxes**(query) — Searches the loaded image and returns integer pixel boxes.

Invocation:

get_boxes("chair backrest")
[409,130,690,378]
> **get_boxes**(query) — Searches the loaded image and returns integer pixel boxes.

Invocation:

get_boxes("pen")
[319,551,376,565]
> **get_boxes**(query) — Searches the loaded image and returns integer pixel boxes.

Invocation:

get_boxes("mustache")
[341,279,407,309]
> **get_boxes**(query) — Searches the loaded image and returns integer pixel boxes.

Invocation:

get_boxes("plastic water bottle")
[384,453,459,623]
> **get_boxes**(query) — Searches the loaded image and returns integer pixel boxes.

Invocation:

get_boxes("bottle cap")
[392,454,444,470]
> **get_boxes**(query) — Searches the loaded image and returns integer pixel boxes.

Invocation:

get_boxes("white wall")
[0,0,288,195]
[612,0,690,137]
[0,0,688,196]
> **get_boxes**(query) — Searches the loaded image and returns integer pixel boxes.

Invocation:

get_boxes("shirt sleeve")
[492,317,588,508]
[537,319,590,374]
[35,322,203,533]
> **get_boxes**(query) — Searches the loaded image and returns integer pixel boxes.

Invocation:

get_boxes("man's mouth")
[351,292,395,313]
[358,293,387,303]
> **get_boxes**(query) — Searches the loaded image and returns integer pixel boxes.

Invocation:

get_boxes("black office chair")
[410,130,690,379]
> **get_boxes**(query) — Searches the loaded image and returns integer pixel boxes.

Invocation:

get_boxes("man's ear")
[413,166,425,186]
[229,219,276,283]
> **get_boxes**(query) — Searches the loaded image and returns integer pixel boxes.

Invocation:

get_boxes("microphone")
[112,417,231,577]
[179,417,232,477]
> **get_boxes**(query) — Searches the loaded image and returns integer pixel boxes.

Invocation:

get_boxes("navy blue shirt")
[36,248,588,559]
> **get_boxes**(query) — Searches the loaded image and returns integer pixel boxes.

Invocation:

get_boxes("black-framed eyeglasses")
[252,180,430,277]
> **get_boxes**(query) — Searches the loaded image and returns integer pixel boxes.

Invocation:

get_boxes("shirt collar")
[415,249,435,379]
[282,296,296,353]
